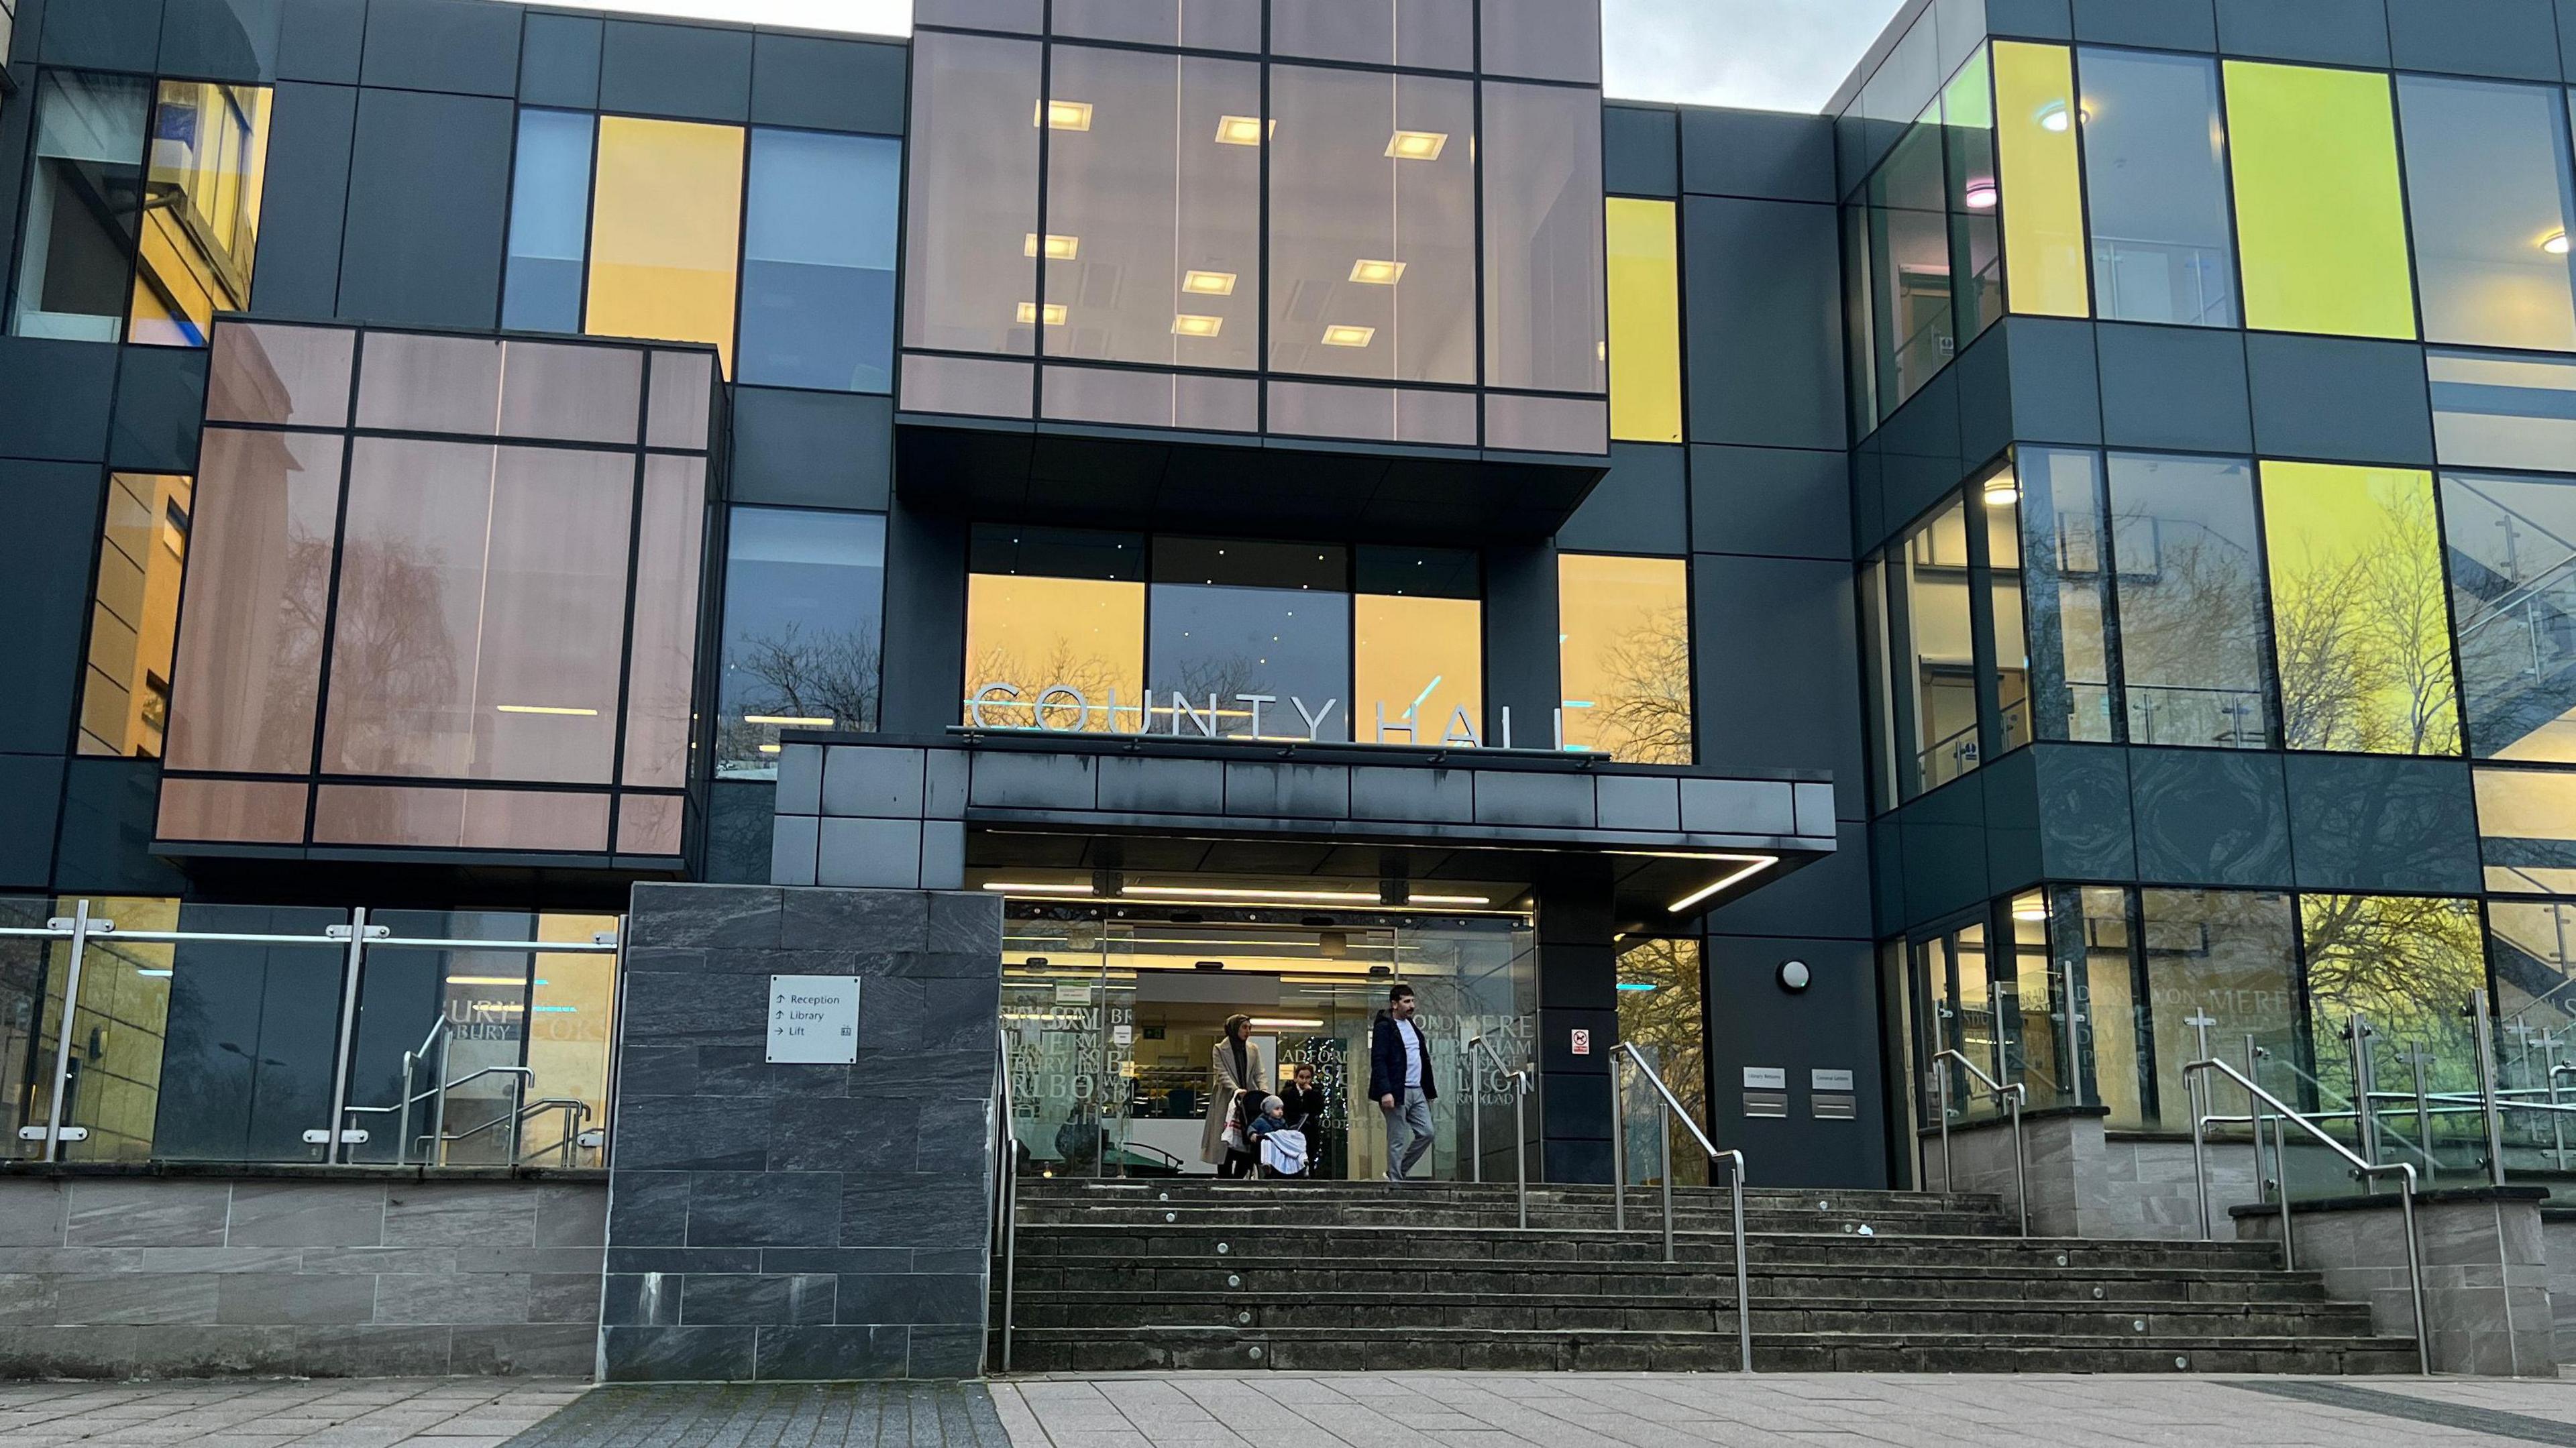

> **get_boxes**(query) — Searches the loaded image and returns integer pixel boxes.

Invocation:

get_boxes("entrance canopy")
[770,731,1835,934]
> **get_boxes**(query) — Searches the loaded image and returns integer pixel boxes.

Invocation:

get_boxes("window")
[1480,0,1603,85]
[902,30,1042,359]
[739,130,899,392]
[1842,204,1880,437]
[2260,461,2460,755]
[2430,351,2576,472]
[586,117,744,372]
[2300,893,2485,1102]
[1557,553,1692,764]
[1052,0,1260,49]
[1891,499,1977,795]
[129,82,272,347]
[965,527,1146,730]
[2076,49,2237,327]
[2441,472,2576,762]
[11,72,150,341]
[1271,0,1474,70]
[1150,539,1353,742]
[1483,81,1607,395]
[1269,66,1477,384]
[2398,76,2576,353]
[1615,937,1707,1185]
[1981,467,2029,755]
[1605,199,1682,443]
[2477,767,2576,893]
[2008,449,2114,743]
[1992,41,2088,319]
[1040,44,1262,373]
[160,323,712,856]
[717,509,887,777]
[502,110,594,334]
[2133,889,2299,1133]
[1943,46,2002,346]
[2224,60,2416,340]
[1354,545,1482,744]
[78,474,192,759]
[1865,117,1953,414]
[2105,453,2273,749]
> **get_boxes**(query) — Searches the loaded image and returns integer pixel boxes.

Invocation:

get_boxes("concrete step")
[998,1325,2422,1375]
[1018,1203,2015,1235]
[1017,1181,2008,1217]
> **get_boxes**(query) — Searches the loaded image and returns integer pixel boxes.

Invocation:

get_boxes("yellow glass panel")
[587,117,745,372]
[1605,198,1682,445]
[1354,593,1483,744]
[527,912,620,1165]
[964,573,1146,730]
[2475,768,2576,894]
[2259,461,2459,755]
[2300,894,2483,1097]
[2224,60,2416,339]
[1991,42,2088,319]
[1558,553,1692,763]
[1616,938,1707,1186]
[79,473,192,758]
[129,82,273,346]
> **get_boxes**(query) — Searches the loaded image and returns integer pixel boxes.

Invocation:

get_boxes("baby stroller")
[1232,1089,1310,1179]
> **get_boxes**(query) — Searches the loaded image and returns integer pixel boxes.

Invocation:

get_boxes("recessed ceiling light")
[1016,302,1069,327]
[1984,476,2020,506]
[1215,115,1268,146]
[1038,100,1093,131]
[1024,233,1080,260]
[1386,130,1448,161]
[1182,270,1238,296]
[2037,103,2071,133]
[1321,324,1376,347]
[1348,258,1407,285]
[2547,231,2572,256]
[1964,180,1999,211]
[1172,314,1224,337]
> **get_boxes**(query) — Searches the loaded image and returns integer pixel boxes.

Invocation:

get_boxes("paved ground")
[11,1375,2576,1447]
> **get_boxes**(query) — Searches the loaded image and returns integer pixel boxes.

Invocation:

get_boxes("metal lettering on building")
[767,975,861,1066]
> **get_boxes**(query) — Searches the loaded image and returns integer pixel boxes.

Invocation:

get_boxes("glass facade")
[2261,462,2459,757]
[2077,49,2236,328]
[717,509,888,777]
[2226,61,2416,340]
[78,473,191,759]
[1605,199,1683,444]
[1557,553,1692,764]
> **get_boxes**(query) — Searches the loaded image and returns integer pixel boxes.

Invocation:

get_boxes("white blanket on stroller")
[1257,1128,1309,1176]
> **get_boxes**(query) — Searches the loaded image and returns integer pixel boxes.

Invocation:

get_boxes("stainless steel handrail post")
[323,909,370,1166]
[2185,1056,2429,1376]
[1935,1062,1952,1192]
[1609,1055,1626,1233]
[2472,991,2508,1187]
[1467,1035,1533,1229]
[38,901,94,1163]
[1610,1042,1752,1372]
[994,1034,1019,1374]
[1511,1067,1528,1232]
[2410,1050,2436,1186]
[1929,1049,2027,1237]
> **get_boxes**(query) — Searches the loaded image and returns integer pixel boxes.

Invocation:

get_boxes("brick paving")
[0,1378,582,1448]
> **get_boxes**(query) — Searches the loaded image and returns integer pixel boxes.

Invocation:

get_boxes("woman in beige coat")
[1199,1014,1263,1177]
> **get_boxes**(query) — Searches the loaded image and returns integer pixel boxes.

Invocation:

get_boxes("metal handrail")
[1929,1048,2029,1237]
[2186,1056,2428,1376]
[1465,1034,1533,1230]
[1609,1042,1752,1374]
[993,1033,1020,1374]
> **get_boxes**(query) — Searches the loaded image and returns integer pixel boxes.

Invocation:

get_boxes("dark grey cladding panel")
[2096,323,2252,455]
[629,884,786,949]
[1679,107,1834,204]
[600,19,755,123]
[1603,104,1678,198]
[0,460,106,757]
[777,745,824,816]
[1987,0,2074,39]
[1706,819,1872,941]
[2564,0,2576,78]
[1693,556,1866,821]
[160,0,282,81]
[1898,774,1989,928]
[338,88,514,330]
[2004,317,2104,447]
[1690,445,1851,562]
[1705,935,1887,1189]
[1350,765,1473,823]
[817,818,925,890]
[820,746,926,820]
[1224,763,1352,820]
[731,389,893,510]
[2128,746,2292,888]
[1098,755,1224,815]
[39,0,161,69]
[2072,0,2216,49]
[1595,774,1680,832]
[57,758,189,896]
[2215,0,2390,66]
[1953,325,2015,467]
[111,345,208,474]
[753,33,908,135]
[684,1173,841,1247]
[2286,753,2481,895]
[2246,333,2434,466]
[968,752,1097,812]
[1680,778,1795,837]
[0,755,64,889]
[1474,771,1596,829]
[602,1326,756,1384]
[0,339,115,462]
[2390,0,2563,81]
[773,814,820,887]
[520,13,603,108]
[250,82,358,321]
[278,0,364,80]
[1978,747,2041,895]
[2032,743,2137,883]
[1556,444,1686,555]
[1684,196,1845,452]
[360,0,522,97]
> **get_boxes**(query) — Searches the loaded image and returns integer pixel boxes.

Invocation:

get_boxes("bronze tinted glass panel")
[321,439,635,784]
[1272,0,1473,70]
[494,343,642,445]
[207,323,354,429]
[1041,366,1258,432]
[1483,82,1607,395]
[155,778,307,844]
[617,795,685,856]
[624,455,708,789]
[1269,66,1477,385]
[913,0,1041,30]
[1043,46,1262,372]
[356,335,640,444]
[312,786,611,852]
[162,429,345,776]
[1484,394,1607,454]
[1265,380,1479,445]
[647,351,714,451]
[902,32,1043,356]
[900,354,1035,419]
[1478,0,1603,83]
[1053,0,1260,49]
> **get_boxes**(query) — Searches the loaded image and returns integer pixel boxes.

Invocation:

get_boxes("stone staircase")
[997,1180,2419,1374]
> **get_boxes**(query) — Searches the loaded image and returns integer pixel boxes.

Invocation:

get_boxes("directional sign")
[767,976,861,1065]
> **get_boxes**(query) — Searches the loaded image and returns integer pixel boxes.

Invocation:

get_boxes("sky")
[517,0,1910,113]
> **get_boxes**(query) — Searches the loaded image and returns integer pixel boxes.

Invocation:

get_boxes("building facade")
[0,0,2572,1378]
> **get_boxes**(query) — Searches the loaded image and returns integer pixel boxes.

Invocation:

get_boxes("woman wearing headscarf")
[1199,1013,1263,1178]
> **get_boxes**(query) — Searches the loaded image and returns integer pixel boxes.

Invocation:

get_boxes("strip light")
[745,715,835,728]
[1665,856,1780,914]
[496,705,598,717]
[980,882,1494,907]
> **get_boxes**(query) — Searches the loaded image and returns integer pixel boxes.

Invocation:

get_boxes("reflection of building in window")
[80,474,193,759]
[1558,553,1693,765]
[44,895,178,1164]
[131,82,272,347]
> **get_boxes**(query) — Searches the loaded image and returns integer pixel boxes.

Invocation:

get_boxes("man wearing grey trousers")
[1367,983,1439,1182]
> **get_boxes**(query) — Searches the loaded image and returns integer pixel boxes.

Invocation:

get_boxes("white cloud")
[515,0,1909,113]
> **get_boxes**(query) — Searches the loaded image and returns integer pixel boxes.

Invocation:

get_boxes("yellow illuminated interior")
[1991,42,2088,319]
[586,116,746,372]
[964,573,1147,730]
[129,82,273,347]
[1183,270,1239,295]
[2476,768,2576,894]
[527,912,620,1150]
[1321,325,1376,347]
[2224,60,2417,340]
[1558,553,1693,764]
[80,473,193,759]
[1354,593,1484,745]
[2259,461,2459,755]
[1605,198,1684,445]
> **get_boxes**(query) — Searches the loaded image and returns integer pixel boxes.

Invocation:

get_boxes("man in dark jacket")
[1366,983,1438,1182]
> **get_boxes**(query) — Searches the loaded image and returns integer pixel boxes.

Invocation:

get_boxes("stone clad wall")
[602,883,1002,1382]
[0,1176,604,1378]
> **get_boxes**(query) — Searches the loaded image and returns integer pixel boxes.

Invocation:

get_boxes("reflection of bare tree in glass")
[720,624,879,767]
[2273,490,2461,756]
[2302,894,2484,1098]
[1157,655,1266,736]
[1617,940,1709,1186]
[2108,519,2267,746]
[264,528,340,768]
[316,541,458,794]
[968,640,1139,731]
[1596,605,1695,765]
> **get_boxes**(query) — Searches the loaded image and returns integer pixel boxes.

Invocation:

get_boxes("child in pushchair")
[1244,1093,1310,1178]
